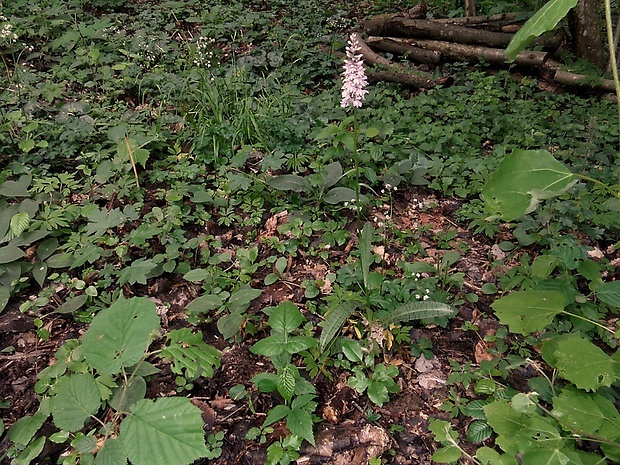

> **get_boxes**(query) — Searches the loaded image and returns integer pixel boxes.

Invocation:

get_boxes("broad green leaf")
[380,301,456,326]
[277,365,296,402]
[185,294,224,314]
[287,407,315,446]
[0,284,10,313]
[491,290,566,335]
[319,300,359,351]
[217,311,244,340]
[432,446,462,463]
[109,376,146,412]
[429,420,461,462]
[521,448,571,465]
[595,281,620,308]
[506,0,579,61]
[476,447,519,465]
[551,388,608,435]
[324,187,359,205]
[367,381,389,406]
[251,373,279,392]
[322,161,343,189]
[116,258,158,285]
[33,263,47,287]
[269,301,304,334]
[0,175,32,197]
[483,149,576,221]
[227,288,262,313]
[250,335,316,356]
[51,373,101,432]
[341,339,364,363]
[267,174,310,192]
[461,399,493,420]
[13,436,46,465]
[120,397,209,465]
[54,294,89,314]
[183,269,210,282]
[8,412,47,446]
[95,438,128,465]
[542,334,618,391]
[0,244,24,263]
[81,298,160,376]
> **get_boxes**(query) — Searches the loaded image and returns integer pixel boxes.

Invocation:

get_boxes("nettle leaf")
[491,290,566,335]
[506,0,579,61]
[595,281,620,308]
[82,298,160,376]
[269,301,304,334]
[483,149,577,222]
[542,334,619,391]
[51,373,101,432]
[287,407,315,446]
[160,328,221,379]
[120,397,209,465]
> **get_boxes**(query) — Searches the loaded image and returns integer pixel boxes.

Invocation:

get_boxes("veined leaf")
[277,365,296,402]
[319,301,359,351]
[269,301,304,334]
[491,290,566,335]
[595,281,620,308]
[380,301,456,327]
[267,174,310,192]
[120,397,209,465]
[95,438,128,465]
[51,373,101,432]
[483,149,577,221]
[82,298,160,376]
[287,407,315,446]
[506,0,579,61]
[160,328,221,379]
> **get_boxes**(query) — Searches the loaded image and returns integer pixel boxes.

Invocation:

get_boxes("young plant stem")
[560,310,616,335]
[604,0,620,200]
[353,109,361,232]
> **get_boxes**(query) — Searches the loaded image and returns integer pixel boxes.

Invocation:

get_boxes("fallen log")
[364,17,562,51]
[365,37,441,65]
[552,69,617,93]
[367,37,549,68]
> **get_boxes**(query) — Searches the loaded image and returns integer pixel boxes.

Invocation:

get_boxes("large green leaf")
[595,281,620,308]
[380,301,456,326]
[160,328,221,379]
[51,374,101,432]
[506,0,579,60]
[95,438,128,465]
[542,334,619,391]
[287,407,315,446]
[267,174,310,192]
[119,397,209,465]
[0,244,25,264]
[483,149,577,221]
[81,298,160,376]
[551,388,613,436]
[491,290,566,335]
[8,412,47,446]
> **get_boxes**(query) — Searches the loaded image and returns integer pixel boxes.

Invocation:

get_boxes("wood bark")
[569,0,605,69]
[364,17,563,51]
[367,36,549,68]
[552,69,616,92]
[464,0,476,17]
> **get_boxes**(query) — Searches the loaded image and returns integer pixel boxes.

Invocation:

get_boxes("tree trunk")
[465,0,476,17]
[569,0,605,68]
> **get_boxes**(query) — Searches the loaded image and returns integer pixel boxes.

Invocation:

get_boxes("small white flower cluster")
[343,199,361,212]
[381,183,397,195]
[410,198,426,210]
[0,20,17,43]
[373,214,390,228]
[192,36,215,67]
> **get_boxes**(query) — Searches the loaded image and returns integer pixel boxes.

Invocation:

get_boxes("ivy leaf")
[120,397,209,465]
[82,298,160,376]
[287,407,315,446]
[542,334,619,391]
[51,373,101,432]
[491,290,566,335]
[506,0,579,61]
[483,149,576,222]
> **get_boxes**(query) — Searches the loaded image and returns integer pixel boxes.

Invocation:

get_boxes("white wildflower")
[340,33,368,109]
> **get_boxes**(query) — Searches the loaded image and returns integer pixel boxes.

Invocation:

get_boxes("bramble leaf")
[287,407,315,446]
[51,373,101,432]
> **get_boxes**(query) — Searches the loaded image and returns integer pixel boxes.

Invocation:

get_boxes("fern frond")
[380,301,456,327]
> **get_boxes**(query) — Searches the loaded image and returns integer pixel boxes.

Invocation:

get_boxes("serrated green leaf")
[287,407,315,446]
[476,447,519,465]
[81,298,160,376]
[10,212,29,238]
[467,420,493,443]
[483,149,576,221]
[160,328,221,379]
[51,374,101,432]
[506,0,579,61]
[269,301,304,334]
[95,438,128,465]
[120,397,209,465]
[461,399,492,420]
[109,376,146,412]
[491,290,566,335]
[551,388,610,435]
[367,381,389,406]
[432,445,462,463]
[595,281,620,308]
[542,334,619,391]
[277,366,296,402]
[250,335,316,356]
